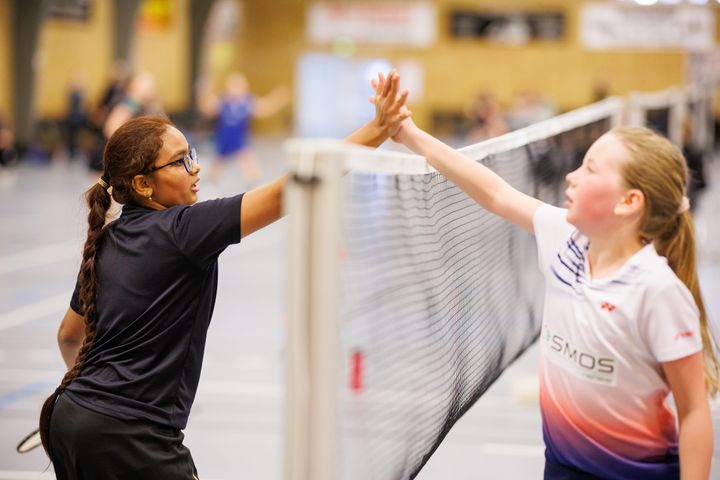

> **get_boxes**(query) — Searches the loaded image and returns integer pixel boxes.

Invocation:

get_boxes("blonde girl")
[390,117,718,480]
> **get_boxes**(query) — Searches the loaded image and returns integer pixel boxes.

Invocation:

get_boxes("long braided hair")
[39,116,171,458]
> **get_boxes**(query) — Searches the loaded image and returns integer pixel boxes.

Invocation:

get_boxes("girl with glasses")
[39,72,410,480]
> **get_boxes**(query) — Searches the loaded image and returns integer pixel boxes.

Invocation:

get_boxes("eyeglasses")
[146,148,198,174]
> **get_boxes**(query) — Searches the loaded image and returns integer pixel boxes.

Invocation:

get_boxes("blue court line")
[0,381,55,410]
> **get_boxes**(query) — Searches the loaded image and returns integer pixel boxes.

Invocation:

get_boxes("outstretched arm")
[663,352,712,480]
[253,85,291,118]
[393,118,542,234]
[196,77,220,118]
[239,71,411,239]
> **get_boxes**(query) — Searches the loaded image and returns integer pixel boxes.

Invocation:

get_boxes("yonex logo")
[674,331,694,340]
[600,301,616,312]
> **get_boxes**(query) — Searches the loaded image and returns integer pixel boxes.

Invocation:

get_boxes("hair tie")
[97,176,109,190]
[677,196,690,215]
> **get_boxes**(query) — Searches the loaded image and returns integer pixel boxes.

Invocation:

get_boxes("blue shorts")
[544,450,603,480]
[543,448,680,479]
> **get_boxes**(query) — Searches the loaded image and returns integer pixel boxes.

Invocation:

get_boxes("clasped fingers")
[371,70,413,137]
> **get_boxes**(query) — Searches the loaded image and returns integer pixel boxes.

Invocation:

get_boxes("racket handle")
[16,428,42,454]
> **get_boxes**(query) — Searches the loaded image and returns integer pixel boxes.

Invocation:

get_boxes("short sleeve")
[70,279,82,315]
[532,204,574,273]
[640,282,702,363]
[171,194,243,270]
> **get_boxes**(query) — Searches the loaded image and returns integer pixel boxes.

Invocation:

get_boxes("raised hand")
[370,70,412,140]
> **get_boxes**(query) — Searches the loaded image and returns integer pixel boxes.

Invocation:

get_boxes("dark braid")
[38,116,171,459]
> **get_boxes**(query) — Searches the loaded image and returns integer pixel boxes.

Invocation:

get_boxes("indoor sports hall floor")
[1,138,719,480]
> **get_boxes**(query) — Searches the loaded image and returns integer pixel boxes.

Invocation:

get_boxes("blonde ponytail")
[613,126,720,396]
[654,211,719,396]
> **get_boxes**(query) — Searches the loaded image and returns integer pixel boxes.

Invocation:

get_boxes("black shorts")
[49,394,199,480]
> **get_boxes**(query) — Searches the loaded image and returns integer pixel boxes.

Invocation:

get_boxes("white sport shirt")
[533,204,702,480]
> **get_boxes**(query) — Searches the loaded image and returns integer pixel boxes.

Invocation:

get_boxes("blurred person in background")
[87,71,162,174]
[506,90,557,131]
[86,61,131,173]
[64,72,89,162]
[466,91,508,143]
[0,114,16,187]
[592,77,611,103]
[103,71,163,139]
[197,71,290,190]
[682,117,708,211]
[90,60,131,129]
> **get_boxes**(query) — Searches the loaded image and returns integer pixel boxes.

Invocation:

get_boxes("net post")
[284,141,343,480]
[610,97,625,128]
[627,91,645,127]
[706,85,716,153]
[689,84,715,153]
[627,87,687,145]
[668,87,686,147]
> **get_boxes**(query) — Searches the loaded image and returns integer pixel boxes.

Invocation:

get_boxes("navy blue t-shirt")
[66,195,243,429]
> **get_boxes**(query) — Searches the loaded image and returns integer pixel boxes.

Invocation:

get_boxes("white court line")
[197,379,541,411]
[0,472,56,480]
[198,379,282,399]
[0,292,71,332]
[0,217,281,272]
[0,472,226,480]
[0,369,64,382]
[477,443,545,458]
[0,241,78,275]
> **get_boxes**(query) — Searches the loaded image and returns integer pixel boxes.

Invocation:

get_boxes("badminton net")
[284,98,624,480]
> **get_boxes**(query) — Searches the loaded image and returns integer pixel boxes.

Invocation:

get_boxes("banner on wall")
[139,0,174,30]
[580,3,715,51]
[47,0,91,22]
[450,10,565,45]
[306,3,437,47]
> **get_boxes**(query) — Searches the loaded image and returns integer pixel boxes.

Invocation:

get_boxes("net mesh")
[334,118,613,479]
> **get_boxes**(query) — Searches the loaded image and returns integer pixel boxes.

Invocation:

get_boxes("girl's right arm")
[396,119,543,234]
[239,71,410,239]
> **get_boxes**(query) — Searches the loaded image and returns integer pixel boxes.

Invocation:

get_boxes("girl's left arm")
[253,85,291,118]
[57,307,85,369]
[663,351,712,480]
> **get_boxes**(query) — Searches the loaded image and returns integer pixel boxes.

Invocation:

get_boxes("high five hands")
[370,70,413,140]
